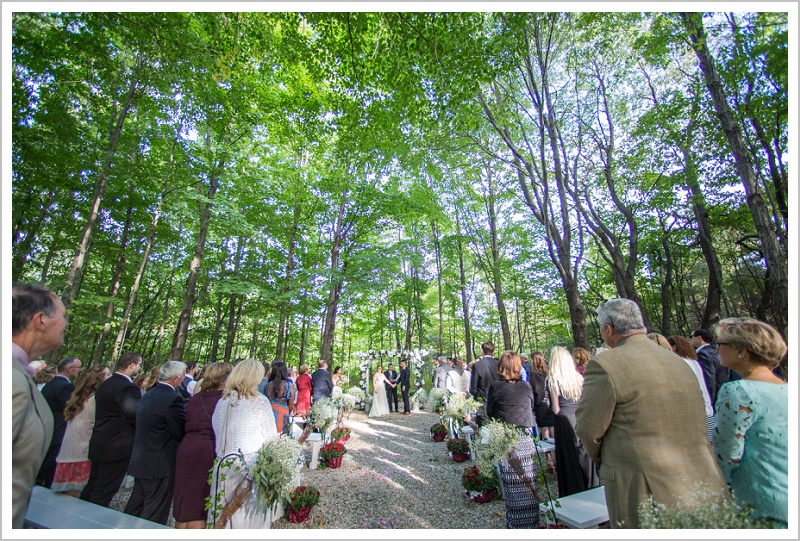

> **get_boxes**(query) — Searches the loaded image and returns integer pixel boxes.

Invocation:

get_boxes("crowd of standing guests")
[12,281,788,530]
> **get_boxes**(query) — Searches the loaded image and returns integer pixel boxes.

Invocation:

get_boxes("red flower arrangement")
[287,485,320,523]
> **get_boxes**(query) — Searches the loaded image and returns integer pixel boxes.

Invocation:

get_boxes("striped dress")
[498,434,540,528]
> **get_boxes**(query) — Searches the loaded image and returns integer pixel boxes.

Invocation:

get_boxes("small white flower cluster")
[334,393,358,411]
[306,398,338,433]
[410,388,428,407]
[425,388,446,412]
[250,435,303,512]
[345,386,365,402]
[443,394,481,422]
[473,420,521,480]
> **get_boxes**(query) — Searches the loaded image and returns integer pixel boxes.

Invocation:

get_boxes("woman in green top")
[713,318,787,527]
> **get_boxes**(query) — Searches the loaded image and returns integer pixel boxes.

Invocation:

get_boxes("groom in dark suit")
[399,360,411,415]
[124,360,186,525]
[385,363,399,412]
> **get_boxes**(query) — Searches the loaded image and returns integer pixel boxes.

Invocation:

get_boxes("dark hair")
[691,329,713,343]
[668,336,697,360]
[186,361,198,371]
[333,366,342,375]
[12,284,57,335]
[481,341,495,355]
[497,351,522,382]
[115,351,142,372]
[64,366,109,421]
[269,361,289,383]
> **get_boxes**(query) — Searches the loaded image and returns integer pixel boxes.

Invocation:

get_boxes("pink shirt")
[12,343,35,377]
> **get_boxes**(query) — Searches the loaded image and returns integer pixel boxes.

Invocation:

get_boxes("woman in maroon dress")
[172,362,232,529]
[294,364,313,417]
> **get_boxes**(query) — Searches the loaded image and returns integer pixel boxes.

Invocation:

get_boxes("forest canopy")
[8,10,791,376]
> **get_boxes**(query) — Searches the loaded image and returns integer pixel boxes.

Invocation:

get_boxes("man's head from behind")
[597,298,646,348]
[481,341,495,356]
[115,351,143,376]
[690,329,713,348]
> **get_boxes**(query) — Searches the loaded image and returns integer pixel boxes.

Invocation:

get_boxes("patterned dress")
[713,380,788,527]
[498,434,540,528]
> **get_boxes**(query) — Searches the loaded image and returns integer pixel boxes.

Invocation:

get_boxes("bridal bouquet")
[250,436,303,516]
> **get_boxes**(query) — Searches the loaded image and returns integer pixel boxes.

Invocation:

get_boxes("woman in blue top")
[713,318,787,527]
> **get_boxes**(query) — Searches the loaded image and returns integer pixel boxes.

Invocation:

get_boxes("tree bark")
[455,214,473,361]
[320,194,348,362]
[681,12,788,331]
[223,239,245,363]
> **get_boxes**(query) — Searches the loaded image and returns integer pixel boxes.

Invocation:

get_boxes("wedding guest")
[646,332,671,351]
[311,360,334,402]
[12,284,65,527]
[257,361,271,395]
[124,361,187,525]
[294,364,313,417]
[576,298,726,528]
[486,351,539,528]
[332,366,345,387]
[571,347,590,376]
[173,362,232,529]
[713,318,787,527]
[445,357,471,396]
[470,341,499,425]
[433,356,450,390]
[81,352,143,507]
[691,328,729,410]
[529,352,554,439]
[668,335,714,440]
[265,361,296,432]
[208,360,279,528]
[548,347,598,497]
[29,360,48,375]
[51,365,111,497]
[37,355,83,487]
[34,364,57,391]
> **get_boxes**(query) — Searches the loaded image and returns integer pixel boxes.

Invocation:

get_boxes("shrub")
[430,422,447,435]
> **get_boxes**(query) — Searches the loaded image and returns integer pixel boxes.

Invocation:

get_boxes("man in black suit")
[36,356,82,487]
[691,329,729,410]
[81,352,142,507]
[469,341,499,425]
[399,360,411,414]
[124,361,186,525]
[311,360,334,403]
[385,363,399,412]
[178,360,198,399]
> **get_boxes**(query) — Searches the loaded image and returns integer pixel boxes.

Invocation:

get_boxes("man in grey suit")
[576,298,726,528]
[432,356,450,391]
[11,284,66,528]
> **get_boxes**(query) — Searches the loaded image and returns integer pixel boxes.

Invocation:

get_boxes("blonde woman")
[208,359,279,529]
[548,346,599,496]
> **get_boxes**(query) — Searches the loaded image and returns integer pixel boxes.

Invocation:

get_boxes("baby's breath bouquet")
[638,483,773,529]
[472,419,521,479]
[410,388,428,409]
[425,388,446,412]
[346,386,365,403]
[335,393,358,412]
[306,398,338,433]
[442,394,481,427]
[250,436,302,517]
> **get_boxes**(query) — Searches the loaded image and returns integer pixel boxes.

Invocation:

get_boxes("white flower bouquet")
[250,436,303,516]
[306,398,338,433]
[425,388,446,412]
[346,386,365,403]
[473,419,521,480]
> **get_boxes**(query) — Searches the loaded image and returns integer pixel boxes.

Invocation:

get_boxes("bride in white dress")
[369,365,392,418]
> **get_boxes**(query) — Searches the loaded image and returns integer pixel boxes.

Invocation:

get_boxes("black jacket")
[486,380,535,428]
[41,375,74,446]
[311,369,333,402]
[127,383,185,480]
[88,373,141,462]
[469,356,499,403]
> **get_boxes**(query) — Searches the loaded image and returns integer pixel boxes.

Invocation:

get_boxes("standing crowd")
[12,283,788,529]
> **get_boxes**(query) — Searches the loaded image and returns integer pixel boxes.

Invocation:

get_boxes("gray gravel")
[110,409,562,529]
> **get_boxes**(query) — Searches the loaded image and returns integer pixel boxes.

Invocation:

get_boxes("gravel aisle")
[111,409,561,529]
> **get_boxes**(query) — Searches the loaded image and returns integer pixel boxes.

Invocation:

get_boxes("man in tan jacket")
[576,298,727,528]
[11,284,68,528]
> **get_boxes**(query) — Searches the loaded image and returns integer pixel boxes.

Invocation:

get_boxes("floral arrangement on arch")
[306,398,338,434]
[249,436,303,517]
[288,485,320,512]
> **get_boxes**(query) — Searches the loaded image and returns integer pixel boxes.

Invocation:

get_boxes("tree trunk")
[224,239,245,363]
[12,188,58,282]
[431,220,444,352]
[62,59,143,312]
[455,215,473,362]
[111,127,179,364]
[170,164,221,361]
[681,12,788,331]
[320,194,348,362]
[276,202,301,361]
